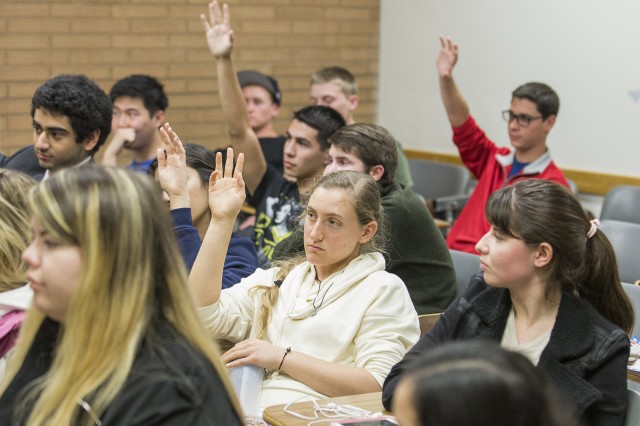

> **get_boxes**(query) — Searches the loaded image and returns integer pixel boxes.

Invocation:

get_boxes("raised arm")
[201,1,266,195]
[189,147,246,307]
[436,36,470,127]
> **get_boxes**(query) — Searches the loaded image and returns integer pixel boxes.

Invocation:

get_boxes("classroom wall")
[378,0,640,177]
[0,0,379,156]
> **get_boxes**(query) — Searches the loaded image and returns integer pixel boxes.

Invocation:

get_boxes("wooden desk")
[263,392,390,426]
[629,368,640,384]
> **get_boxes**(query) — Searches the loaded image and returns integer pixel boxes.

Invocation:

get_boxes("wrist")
[169,194,190,209]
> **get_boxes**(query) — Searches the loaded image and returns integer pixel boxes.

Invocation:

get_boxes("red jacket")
[446,116,569,253]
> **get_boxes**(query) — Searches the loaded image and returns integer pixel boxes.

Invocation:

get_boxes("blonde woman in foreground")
[0,165,243,425]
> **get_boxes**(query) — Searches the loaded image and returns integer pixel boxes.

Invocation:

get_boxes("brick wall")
[0,0,379,158]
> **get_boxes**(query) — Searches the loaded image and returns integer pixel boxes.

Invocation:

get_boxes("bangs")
[485,186,519,239]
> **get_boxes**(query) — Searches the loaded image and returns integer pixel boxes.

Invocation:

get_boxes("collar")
[495,148,554,177]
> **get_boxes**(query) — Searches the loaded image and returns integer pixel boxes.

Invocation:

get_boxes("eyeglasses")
[502,110,543,127]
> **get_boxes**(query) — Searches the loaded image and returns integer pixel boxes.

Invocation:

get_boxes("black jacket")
[0,318,243,425]
[0,145,45,181]
[382,273,630,426]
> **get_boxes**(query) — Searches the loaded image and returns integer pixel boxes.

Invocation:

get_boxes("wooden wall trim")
[404,149,640,196]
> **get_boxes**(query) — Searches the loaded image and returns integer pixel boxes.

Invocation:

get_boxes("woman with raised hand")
[151,123,258,286]
[0,165,243,425]
[184,112,419,411]
[383,179,633,426]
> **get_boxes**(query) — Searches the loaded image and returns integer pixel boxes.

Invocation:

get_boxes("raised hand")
[200,1,234,59]
[157,123,189,207]
[222,338,286,370]
[436,36,459,78]
[208,147,245,221]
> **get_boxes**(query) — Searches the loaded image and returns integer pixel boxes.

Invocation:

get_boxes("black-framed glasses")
[502,110,543,127]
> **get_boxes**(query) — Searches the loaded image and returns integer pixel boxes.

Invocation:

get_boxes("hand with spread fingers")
[157,123,190,209]
[201,1,234,59]
[436,35,459,78]
[222,338,285,371]
[208,147,245,222]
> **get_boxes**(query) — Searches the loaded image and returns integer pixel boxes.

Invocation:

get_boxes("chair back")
[408,159,470,200]
[418,313,442,337]
[625,388,640,426]
[600,220,640,284]
[622,283,640,337]
[601,185,640,225]
[449,249,481,297]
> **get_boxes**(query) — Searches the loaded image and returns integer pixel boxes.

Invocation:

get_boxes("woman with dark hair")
[383,179,633,426]
[151,126,257,287]
[393,341,577,426]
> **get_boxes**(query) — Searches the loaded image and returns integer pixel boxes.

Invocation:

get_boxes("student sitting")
[382,179,633,426]
[0,166,243,425]
[149,126,258,286]
[182,132,419,410]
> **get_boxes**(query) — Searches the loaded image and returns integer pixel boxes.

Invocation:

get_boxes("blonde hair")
[0,169,36,292]
[311,66,358,97]
[0,165,242,425]
[253,171,385,337]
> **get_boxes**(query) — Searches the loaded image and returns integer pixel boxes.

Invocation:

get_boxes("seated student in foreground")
[437,36,569,253]
[182,135,419,409]
[273,123,457,314]
[393,341,578,426]
[149,125,258,284]
[0,166,243,425]
[382,180,633,426]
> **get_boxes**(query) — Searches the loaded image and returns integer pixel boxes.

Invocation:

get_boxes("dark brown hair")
[486,179,633,334]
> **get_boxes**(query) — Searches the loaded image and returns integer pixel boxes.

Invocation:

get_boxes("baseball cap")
[237,70,282,105]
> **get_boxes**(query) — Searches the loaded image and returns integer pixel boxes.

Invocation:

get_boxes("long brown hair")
[253,170,386,337]
[486,179,633,334]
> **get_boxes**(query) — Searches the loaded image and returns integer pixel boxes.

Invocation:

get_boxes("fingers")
[156,148,166,169]
[224,147,234,178]
[235,152,244,181]
[211,1,222,25]
[222,3,231,28]
[200,13,210,32]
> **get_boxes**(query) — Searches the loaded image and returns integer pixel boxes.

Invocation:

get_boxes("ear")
[368,165,385,181]
[152,110,165,128]
[322,150,331,166]
[533,242,553,268]
[271,103,280,118]
[543,114,556,133]
[348,94,359,111]
[359,221,378,244]
[82,130,100,153]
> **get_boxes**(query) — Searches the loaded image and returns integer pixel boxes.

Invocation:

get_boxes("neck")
[514,143,547,164]
[254,124,278,138]
[195,211,211,241]
[509,281,561,326]
[346,116,355,125]
[132,132,163,162]
[296,169,324,191]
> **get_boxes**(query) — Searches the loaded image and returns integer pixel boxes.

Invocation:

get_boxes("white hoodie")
[198,253,420,409]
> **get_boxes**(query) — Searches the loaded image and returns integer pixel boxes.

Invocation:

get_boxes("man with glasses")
[437,36,568,254]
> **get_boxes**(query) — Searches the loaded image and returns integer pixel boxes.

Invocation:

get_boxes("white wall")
[378,0,640,176]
